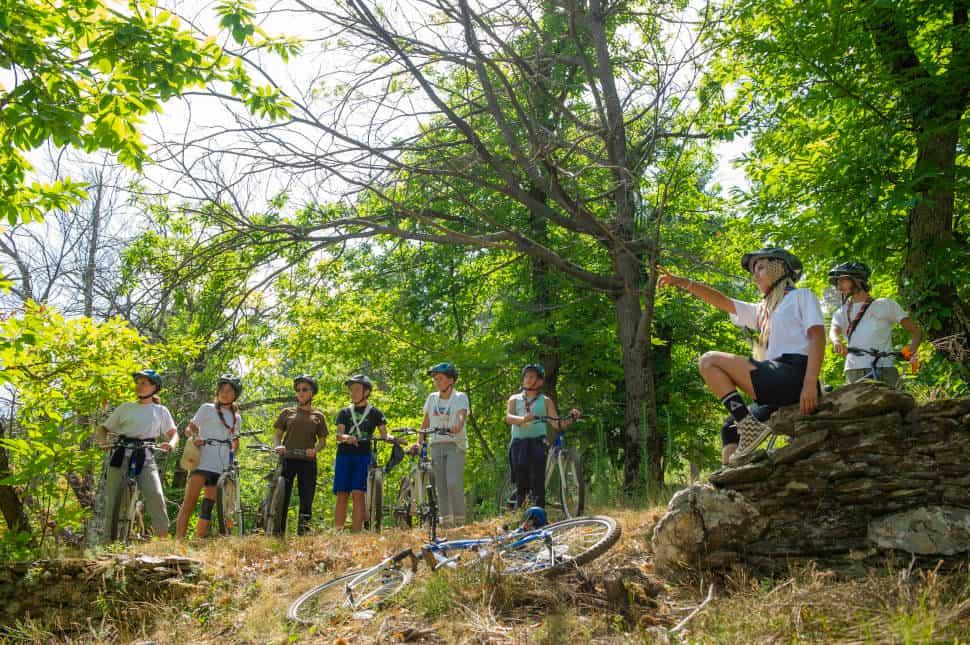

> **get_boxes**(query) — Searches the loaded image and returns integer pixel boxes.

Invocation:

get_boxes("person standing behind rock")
[827,261,922,387]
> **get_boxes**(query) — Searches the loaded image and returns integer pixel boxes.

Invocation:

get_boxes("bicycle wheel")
[264,477,287,536]
[493,515,620,576]
[367,470,383,533]
[394,476,413,528]
[496,471,516,513]
[287,569,364,624]
[112,484,135,543]
[216,478,240,535]
[557,450,585,518]
[422,470,438,529]
[287,566,412,624]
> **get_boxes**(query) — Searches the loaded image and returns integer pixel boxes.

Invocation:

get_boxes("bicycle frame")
[100,436,157,543]
[848,346,905,384]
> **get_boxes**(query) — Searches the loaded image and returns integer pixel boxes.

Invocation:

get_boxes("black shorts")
[721,354,816,448]
[748,353,810,406]
[191,469,221,486]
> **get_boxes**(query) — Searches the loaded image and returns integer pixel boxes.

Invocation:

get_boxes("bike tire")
[110,483,134,544]
[368,470,383,533]
[287,565,412,624]
[286,569,364,624]
[497,471,516,513]
[265,476,287,536]
[394,476,413,528]
[558,449,585,518]
[216,478,240,536]
[423,470,438,529]
[493,515,620,576]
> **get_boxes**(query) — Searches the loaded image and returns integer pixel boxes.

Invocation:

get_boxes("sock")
[720,391,750,423]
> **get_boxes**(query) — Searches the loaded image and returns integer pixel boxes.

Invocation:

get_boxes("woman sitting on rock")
[658,248,825,464]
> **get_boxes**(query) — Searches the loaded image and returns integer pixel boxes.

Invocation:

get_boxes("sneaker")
[730,415,773,463]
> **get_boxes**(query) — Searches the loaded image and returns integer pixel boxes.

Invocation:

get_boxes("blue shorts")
[333,453,373,493]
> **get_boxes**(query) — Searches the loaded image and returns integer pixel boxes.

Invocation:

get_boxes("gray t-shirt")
[191,403,242,473]
[102,402,176,441]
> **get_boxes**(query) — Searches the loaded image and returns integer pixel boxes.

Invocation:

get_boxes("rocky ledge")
[652,382,970,578]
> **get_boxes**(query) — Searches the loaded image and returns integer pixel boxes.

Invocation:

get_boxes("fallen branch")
[669,582,715,636]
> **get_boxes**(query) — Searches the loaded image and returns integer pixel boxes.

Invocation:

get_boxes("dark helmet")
[132,369,162,391]
[292,375,319,395]
[427,362,458,379]
[522,506,548,530]
[521,363,545,379]
[741,247,803,281]
[217,373,242,399]
[827,261,871,288]
[344,374,374,392]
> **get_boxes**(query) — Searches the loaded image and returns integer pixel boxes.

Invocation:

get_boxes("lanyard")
[433,392,454,425]
[215,404,237,435]
[845,298,874,340]
[347,403,372,438]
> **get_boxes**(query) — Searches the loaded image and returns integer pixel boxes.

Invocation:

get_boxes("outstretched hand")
[656,264,687,290]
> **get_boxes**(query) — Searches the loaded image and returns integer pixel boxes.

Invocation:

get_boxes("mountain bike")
[97,435,164,544]
[847,346,913,388]
[390,427,450,534]
[364,437,406,533]
[498,415,585,518]
[209,430,261,536]
[286,514,621,624]
[247,443,308,536]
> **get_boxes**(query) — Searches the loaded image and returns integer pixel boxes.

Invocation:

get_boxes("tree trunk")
[0,421,32,535]
[901,122,970,358]
[83,171,103,318]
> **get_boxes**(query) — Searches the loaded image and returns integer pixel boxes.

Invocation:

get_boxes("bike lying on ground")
[247,443,308,536]
[286,514,621,624]
[498,415,585,518]
[391,427,451,533]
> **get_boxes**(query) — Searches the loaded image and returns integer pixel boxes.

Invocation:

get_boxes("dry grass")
[3,507,969,643]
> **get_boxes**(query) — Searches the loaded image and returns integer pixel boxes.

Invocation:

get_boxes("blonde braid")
[753,259,796,360]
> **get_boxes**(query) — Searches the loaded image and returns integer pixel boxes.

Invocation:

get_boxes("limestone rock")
[868,507,970,555]
[652,484,766,577]
[651,383,970,577]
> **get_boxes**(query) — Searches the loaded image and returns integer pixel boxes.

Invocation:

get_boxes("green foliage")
[0,302,197,552]
[0,0,299,225]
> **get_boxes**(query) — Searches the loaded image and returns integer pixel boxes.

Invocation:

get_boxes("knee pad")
[199,497,215,521]
[720,415,739,448]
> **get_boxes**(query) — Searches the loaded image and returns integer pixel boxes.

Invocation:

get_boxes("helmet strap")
[764,274,789,297]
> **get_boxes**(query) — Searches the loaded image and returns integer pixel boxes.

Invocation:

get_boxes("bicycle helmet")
[344,374,374,392]
[827,261,871,289]
[741,248,803,281]
[521,363,545,379]
[427,362,458,379]
[292,374,319,395]
[522,506,548,530]
[132,369,162,391]
[217,373,242,399]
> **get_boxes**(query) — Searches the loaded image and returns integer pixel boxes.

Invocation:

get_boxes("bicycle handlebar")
[391,427,451,437]
[847,347,905,360]
[533,414,583,422]
[245,444,308,459]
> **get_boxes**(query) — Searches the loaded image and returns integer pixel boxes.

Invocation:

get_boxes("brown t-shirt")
[274,407,328,458]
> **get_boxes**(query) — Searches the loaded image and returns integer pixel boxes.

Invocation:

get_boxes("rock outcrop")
[652,382,970,577]
[0,554,203,624]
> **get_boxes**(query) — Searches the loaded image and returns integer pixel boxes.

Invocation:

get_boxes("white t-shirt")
[730,288,825,360]
[832,298,908,370]
[191,403,242,473]
[102,402,176,441]
[423,391,470,450]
